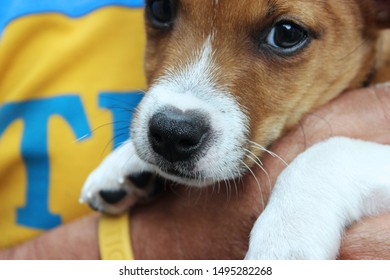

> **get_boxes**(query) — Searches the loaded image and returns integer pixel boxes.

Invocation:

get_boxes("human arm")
[131,84,390,260]
[1,85,390,260]
[0,214,100,259]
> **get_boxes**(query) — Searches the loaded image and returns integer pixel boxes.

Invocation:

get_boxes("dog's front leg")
[245,137,390,260]
[80,140,156,214]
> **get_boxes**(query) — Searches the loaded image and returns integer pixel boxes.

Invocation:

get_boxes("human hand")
[2,85,389,260]
[131,84,390,259]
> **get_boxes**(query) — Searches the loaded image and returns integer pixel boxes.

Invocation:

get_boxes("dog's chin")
[152,159,248,187]
[136,148,249,187]
[155,167,216,187]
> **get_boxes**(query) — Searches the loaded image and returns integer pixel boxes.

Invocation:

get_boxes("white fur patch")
[131,36,249,186]
[80,140,154,214]
[245,137,390,259]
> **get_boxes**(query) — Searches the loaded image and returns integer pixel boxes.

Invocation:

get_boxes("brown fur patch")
[142,0,390,166]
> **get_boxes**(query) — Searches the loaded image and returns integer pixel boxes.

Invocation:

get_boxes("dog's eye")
[146,0,177,28]
[266,21,309,54]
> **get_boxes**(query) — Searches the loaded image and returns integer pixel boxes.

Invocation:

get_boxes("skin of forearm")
[131,86,390,259]
[0,214,100,260]
[339,213,390,260]
[1,86,390,260]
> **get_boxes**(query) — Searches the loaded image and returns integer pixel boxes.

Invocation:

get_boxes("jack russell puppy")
[80,0,390,259]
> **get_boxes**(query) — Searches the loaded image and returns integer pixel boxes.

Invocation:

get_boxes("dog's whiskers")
[248,140,288,167]
[74,133,90,143]
[232,177,239,200]
[73,121,130,143]
[244,149,272,196]
[227,178,234,203]
[239,159,265,209]
[120,152,137,175]
[222,178,229,204]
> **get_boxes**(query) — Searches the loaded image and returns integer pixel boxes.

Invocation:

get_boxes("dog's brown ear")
[375,0,390,28]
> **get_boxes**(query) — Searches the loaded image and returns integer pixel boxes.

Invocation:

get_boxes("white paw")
[245,137,390,260]
[79,141,155,214]
[244,219,337,260]
[80,170,152,215]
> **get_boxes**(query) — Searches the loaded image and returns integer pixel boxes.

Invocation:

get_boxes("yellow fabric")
[99,213,133,260]
[0,7,146,248]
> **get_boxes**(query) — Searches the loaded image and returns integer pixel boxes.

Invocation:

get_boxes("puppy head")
[131,0,390,186]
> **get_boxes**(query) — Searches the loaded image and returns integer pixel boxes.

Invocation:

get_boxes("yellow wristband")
[98,212,134,260]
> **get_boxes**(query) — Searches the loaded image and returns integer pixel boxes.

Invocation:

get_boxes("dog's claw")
[128,172,153,189]
[87,201,101,212]
[99,189,128,204]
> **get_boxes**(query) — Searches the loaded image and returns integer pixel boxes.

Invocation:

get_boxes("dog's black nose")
[148,108,210,162]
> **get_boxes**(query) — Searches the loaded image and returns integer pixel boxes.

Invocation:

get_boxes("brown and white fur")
[80,0,390,259]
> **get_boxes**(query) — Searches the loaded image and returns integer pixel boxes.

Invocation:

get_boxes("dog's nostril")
[148,107,210,162]
[151,132,163,144]
[178,138,199,149]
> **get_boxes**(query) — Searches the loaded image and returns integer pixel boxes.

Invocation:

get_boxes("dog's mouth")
[153,158,204,180]
[160,167,199,180]
[153,164,214,187]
